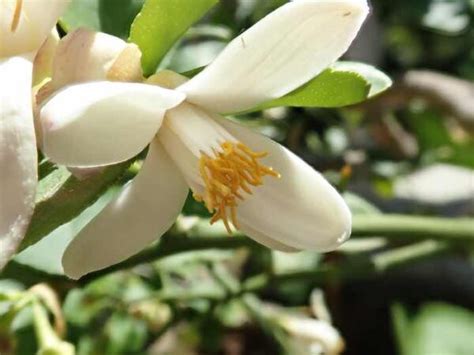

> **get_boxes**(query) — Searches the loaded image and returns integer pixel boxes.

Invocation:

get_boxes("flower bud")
[50,28,142,90]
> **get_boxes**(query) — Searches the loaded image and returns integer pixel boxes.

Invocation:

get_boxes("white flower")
[40,0,369,279]
[0,0,69,269]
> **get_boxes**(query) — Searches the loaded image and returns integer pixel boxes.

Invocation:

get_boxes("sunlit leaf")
[254,61,391,111]
[332,61,393,98]
[129,0,218,76]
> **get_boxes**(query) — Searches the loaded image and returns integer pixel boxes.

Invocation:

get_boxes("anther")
[194,141,280,234]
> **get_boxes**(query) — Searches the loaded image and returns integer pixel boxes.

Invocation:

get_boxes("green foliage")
[129,0,218,75]
[392,303,474,355]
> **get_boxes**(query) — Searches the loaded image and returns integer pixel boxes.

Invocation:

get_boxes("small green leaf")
[61,0,144,39]
[129,0,218,76]
[254,61,391,111]
[20,162,132,251]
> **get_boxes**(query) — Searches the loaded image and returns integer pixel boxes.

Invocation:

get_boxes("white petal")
[33,29,59,86]
[179,0,369,113]
[62,139,189,279]
[239,221,300,252]
[40,81,186,167]
[218,118,352,251]
[50,28,139,90]
[0,55,37,269]
[0,0,70,57]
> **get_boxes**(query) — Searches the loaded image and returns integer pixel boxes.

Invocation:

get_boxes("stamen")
[10,0,23,32]
[194,141,280,234]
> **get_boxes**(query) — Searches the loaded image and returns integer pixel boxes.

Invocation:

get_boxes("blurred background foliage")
[1,0,474,354]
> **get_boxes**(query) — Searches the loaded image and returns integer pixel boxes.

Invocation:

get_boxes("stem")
[371,240,449,271]
[32,300,58,349]
[32,300,75,354]
[352,215,474,241]
[176,214,474,242]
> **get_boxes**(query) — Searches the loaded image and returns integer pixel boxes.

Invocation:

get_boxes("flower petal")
[0,0,70,57]
[178,0,369,113]
[0,55,37,269]
[33,29,59,86]
[40,81,186,167]
[50,28,141,90]
[62,139,189,279]
[218,118,352,251]
[239,221,300,253]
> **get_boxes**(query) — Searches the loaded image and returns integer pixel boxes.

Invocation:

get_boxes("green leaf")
[129,0,218,76]
[332,61,393,98]
[20,162,132,252]
[392,302,474,355]
[255,61,392,111]
[61,0,144,39]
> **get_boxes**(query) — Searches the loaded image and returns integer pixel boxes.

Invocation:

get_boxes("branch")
[351,214,474,241]
[81,214,472,281]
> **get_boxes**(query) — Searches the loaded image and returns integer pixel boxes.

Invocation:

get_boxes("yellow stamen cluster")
[194,141,280,234]
[11,0,23,32]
